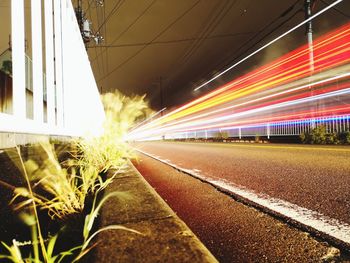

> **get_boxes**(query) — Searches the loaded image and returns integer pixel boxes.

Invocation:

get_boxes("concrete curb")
[0,132,72,149]
[93,161,218,263]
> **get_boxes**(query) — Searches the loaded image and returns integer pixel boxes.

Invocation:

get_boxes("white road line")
[137,149,350,248]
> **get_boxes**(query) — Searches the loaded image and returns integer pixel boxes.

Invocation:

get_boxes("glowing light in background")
[127,22,350,141]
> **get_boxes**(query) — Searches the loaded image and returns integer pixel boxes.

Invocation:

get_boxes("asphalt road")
[134,152,343,262]
[133,141,350,226]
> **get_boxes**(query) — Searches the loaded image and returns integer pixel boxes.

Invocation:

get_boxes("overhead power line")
[98,0,202,82]
[165,0,238,88]
[320,0,350,18]
[84,0,94,14]
[192,0,343,91]
[193,0,302,88]
[92,0,157,62]
[181,0,238,66]
[95,0,124,33]
[87,32,253,48]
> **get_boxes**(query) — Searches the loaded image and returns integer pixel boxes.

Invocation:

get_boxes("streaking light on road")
[126,21,350,141]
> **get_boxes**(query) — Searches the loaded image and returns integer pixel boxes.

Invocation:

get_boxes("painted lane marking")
[136,148,350,249]
[171,141,350,152]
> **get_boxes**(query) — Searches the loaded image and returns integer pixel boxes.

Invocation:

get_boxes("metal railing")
[173,116,350,140]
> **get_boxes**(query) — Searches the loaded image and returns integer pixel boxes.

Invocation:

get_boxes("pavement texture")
[134,152,350,262]
[133,141,350,225]
[92,162,218,263]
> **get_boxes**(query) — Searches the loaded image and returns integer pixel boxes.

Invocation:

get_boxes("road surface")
[133,141,350,226]
[134,151,346,262]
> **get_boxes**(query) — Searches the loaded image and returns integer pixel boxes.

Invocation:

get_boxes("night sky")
[80,0,349,111]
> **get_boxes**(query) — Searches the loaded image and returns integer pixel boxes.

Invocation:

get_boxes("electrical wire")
[320,0,350,18]
[165,0,238,89]
[87,32,253,48]
[163,0,300,98]
[84,0,94,15]
[103,0,109,86]
[163,0,300,99]
[98,0,202,82]
[193,0,343,91]
[95,0,124,34]
[194,0,303,90]
[91,0,157,62]
[93,0,105,78]
[182,0,238,65]
[177,1,228,65]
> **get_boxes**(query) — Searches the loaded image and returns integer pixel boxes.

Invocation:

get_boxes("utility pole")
[76,0,83,33]
[305,0,316,128]
[75,0,103,48]
[305,0,315,72]
[159,76,164,116]
[8,35,11,50]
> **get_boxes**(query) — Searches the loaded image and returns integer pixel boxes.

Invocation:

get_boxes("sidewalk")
[93,161,217,262]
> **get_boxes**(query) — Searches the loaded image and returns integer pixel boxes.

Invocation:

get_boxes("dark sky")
[82,0,350,111]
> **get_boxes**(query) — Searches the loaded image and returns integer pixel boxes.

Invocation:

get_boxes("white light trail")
[129,107,167,132]
[132,72,350,134]
[128,88,350,139]
[193,0,344,91]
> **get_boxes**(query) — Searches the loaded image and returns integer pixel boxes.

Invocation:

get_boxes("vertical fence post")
[54,0,64,127]
[11,0,26,118]
[31,0,44,123]
[45,0,55,126]
[336,117,339,133]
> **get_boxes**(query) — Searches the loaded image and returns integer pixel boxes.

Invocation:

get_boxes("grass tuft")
[1,90,151,262]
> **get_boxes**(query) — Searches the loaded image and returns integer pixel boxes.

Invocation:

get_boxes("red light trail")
[128,22,350,141]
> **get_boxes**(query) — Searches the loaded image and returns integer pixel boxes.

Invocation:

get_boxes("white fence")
[169,116,350,140]
[0,0,104,137]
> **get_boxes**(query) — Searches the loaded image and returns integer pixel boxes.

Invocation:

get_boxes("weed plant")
[11,142,85,219]
[0,91,150,262]
[213,131,229,141]
[1,141,141,262]
[300,125,350,144]
[2,190,140,263]
[75,90,151,175]
[9,91,151,218]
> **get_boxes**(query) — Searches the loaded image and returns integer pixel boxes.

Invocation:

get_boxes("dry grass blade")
[1,91,151,261]
[81,225,142,252]
[75,90,152,177]
[10,142,85,219]
[0,241,23,263]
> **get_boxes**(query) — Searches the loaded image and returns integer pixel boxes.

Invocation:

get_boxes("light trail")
[127,21,350,141]
[133,71,350,133]
[132,85,350,137]
[128,107,167,132]
[192,0,344,92]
